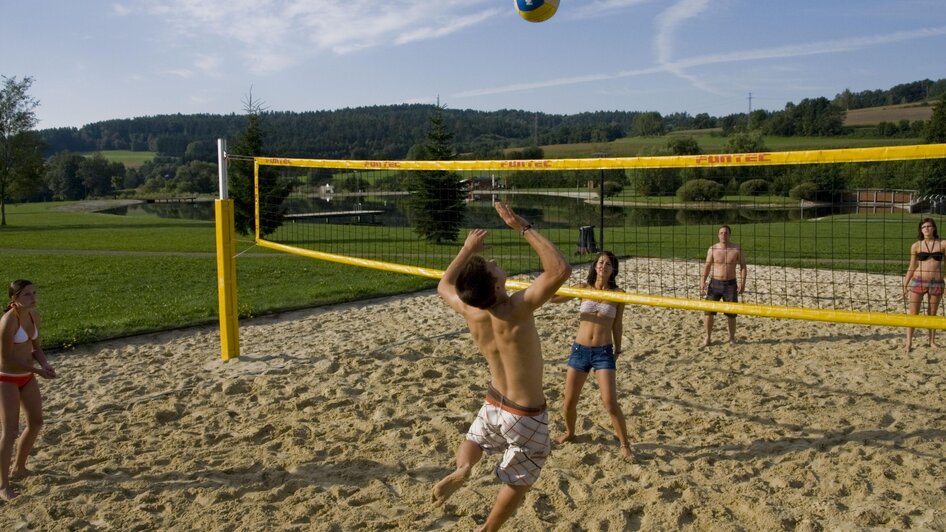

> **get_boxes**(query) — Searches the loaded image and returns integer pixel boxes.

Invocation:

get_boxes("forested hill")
[38,78,945,162]
[39,105,652,161]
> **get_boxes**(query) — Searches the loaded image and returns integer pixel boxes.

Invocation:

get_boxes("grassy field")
[539,132,925,158]
[90,150,157,168]
[843,102,934,126]
[0,202,433,349]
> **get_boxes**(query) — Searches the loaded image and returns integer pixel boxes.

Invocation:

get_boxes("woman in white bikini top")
[579,298,617,318]
[552,251,632,460]
[0,279,57,501]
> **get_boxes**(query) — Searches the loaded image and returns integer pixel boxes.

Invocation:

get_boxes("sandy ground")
[2,267,946,531]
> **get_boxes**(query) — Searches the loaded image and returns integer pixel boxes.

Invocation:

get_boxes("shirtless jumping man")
[699,225,747,346]
[432,202,570,531]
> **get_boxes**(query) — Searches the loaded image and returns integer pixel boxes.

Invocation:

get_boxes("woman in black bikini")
[903,218,945,353]
[0,280,56,501]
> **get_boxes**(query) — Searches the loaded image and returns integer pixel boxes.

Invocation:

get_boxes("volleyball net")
[251,144,946,329]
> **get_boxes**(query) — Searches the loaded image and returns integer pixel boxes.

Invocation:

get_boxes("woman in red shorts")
[0,280,57,501]
[903,218,945,352]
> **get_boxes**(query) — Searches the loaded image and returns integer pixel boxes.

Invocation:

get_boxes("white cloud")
[193,54,222,76]
[395,9,501,46]
[665,25,946,70]
[139,0,498,72]
[451,25,946,100]
[111,3,132,16]
[164,69,194,79]
[653,0,716,93]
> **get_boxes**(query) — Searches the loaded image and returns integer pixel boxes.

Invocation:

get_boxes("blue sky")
[2,0,945,130]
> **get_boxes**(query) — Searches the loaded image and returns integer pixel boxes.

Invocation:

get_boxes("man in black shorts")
[700,225,747,346]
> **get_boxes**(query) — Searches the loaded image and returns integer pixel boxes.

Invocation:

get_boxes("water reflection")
[100,193,847,227]
[99,202,216,220]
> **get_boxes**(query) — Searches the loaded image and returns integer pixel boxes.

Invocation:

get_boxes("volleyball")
[516,0,559,23]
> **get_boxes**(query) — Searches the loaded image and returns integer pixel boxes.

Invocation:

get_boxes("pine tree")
[229,90,290,236]
[409,104,466,243]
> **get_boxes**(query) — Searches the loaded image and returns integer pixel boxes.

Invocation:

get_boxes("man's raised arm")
[438,229,488,312]
[494,202,571,309]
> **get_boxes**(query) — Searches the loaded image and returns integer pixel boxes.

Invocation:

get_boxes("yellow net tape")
[257,143,946,171]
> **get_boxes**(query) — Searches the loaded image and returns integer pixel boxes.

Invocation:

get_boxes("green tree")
[45,151,87,200]
[3,132,44,205]
[917,92,946,194]
[409,103,465,243]
[667,136,701,156]
[78,153,124,197]
[790,97,844,136]
[725,130,768,153]
[927,91,946,143]
[171,160,216,193]
[631,112,664,136]
[229,90,290,236]
[0,75,44,225]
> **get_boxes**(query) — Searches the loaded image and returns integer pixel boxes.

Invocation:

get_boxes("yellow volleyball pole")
[215,139,240,360]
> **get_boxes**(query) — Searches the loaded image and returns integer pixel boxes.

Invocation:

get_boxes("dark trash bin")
[577,225,597,254]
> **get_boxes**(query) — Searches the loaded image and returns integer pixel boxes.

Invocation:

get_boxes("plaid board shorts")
[465,385,550,486]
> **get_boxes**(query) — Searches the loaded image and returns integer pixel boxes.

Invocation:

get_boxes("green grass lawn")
[0,202,433,349]
[89,150,157,169]
[540,134,924,158]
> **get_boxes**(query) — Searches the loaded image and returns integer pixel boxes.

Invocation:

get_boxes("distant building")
[459,175,505,192]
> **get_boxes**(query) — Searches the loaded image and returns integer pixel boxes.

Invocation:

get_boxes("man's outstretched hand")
[494,202,529,233]
[463,228,488,253]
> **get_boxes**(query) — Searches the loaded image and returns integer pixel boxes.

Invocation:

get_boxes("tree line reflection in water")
[101,194,845,228]
[280,193,844,229]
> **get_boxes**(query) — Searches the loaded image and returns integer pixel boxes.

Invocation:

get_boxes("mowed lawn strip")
[0,202,433,348]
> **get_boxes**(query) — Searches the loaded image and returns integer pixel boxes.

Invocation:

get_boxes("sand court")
[2,274,946,529]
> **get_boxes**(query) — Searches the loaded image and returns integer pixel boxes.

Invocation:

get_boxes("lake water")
[281,193,842,229]
[99,201,216,221]
[99,194,842,227]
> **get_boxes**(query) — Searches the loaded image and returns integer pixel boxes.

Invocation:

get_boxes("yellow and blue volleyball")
[516,0,559,23]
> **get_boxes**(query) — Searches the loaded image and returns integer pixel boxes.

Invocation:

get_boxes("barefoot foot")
[0,486,16,501]
[700,338,711,348]
[555,433,574,446]
[619,445,634,462]
[431,466,471,506]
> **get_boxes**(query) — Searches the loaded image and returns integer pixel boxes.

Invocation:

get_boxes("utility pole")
[747,92,753,114]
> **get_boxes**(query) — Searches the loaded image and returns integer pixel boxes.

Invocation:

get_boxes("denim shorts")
[567,343,616,372]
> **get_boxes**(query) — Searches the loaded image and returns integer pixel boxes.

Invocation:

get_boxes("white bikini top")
[579,299,617,318]
[13,313,38,344]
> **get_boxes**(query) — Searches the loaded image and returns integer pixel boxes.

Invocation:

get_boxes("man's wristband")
[521,223,533,236]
